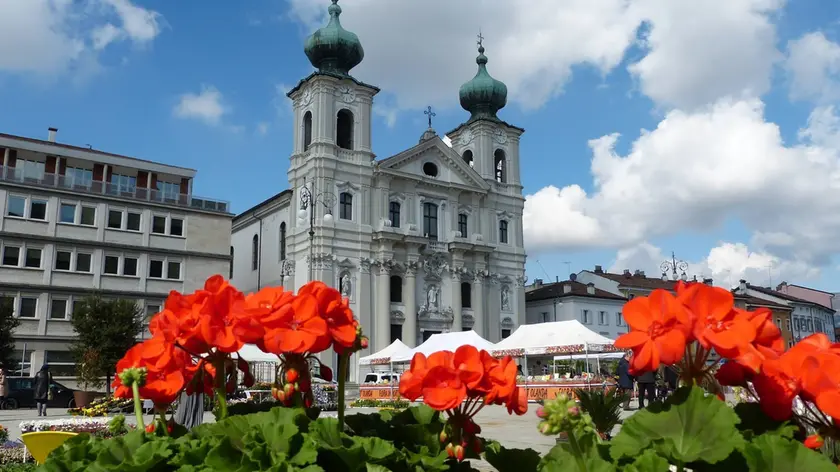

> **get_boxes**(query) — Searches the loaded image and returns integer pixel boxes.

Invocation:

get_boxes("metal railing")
[0,166,230,214]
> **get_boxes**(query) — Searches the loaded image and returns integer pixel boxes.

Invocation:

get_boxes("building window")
[422,162,439,177]
[76,252,92,272]
[775,317,781,329]
[581,309,591,324]
[494,149,506,183]
[50,298,69,320]
[279,222,287,260]
[152,216,167,234]
[149,258,181,280]
[1,245,20,266]
[19,297,38,318]
[616,312,625,327]
[462,150,474,167]
[29,198,47,220]
[24,248,42,268]
[20,160,45,180]
[501,329,511,339]
[461,282,472,308]
[45,351,76,377]
[336,109,354,150]
[229,246,234,279]
[109,174,137,194]
[103,254,139,277]
[107,208,141,231]
[498,220,509,244]
[252,234,259,271]
[339,192,353,220]
[458,214,468,238]
[12,349,32,376]
[155,181,179,201]
[390,324,403,344]
[423,202,438,240]
[390,275,403,303]
[58,203,96,226]
[65,167,93,188]
[151,215,183,236]
[54,250,72,271]
[389,202,401,228]
[785,318,791,332]
[599,311,607,325]
[6,195,26,218]
[170,218,183,236]
[303,111,313,151]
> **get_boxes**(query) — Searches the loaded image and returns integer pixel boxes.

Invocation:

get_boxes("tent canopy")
[391,330,495,363]
[359,339,412,365]
[237,344,280,363]
[492,320,615,357]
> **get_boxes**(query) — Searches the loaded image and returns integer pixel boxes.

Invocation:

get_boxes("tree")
[0,296,21,372]
[70,296,143,394]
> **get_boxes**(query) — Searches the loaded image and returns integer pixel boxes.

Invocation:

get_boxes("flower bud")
[439,430,448,443]
[285,368,299,384]
[567,406,580,416]
[360,337,369,349]
[454,445,465,462]
[536,406,547,418]
[805,434,825,449]
[118,367,147,387]
[446,442,455,458]
[145,423,155,433]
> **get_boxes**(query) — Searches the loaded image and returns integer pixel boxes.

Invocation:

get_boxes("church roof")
[459,42,507,123]
[303,0,364,77]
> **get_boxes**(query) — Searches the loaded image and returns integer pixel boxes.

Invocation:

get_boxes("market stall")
[358,339,413,400]
[237,344,280,383]
[391,330,496,363]
[492,320,619,401]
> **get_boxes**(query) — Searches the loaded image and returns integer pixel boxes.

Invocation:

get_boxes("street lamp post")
[661,251,689,282]
[297,177,336,281]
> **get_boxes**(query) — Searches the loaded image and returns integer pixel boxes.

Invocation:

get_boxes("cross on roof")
[424,106,436,128]
[477,31,484,48]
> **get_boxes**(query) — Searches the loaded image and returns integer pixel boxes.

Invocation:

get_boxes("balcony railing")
[0,166,229,214]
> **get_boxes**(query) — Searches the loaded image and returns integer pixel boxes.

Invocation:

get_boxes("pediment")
[378,136,490,191]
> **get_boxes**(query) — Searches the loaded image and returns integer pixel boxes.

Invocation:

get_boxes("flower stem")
[337,353,349,433]
[214,357,228,420]
[131,381,144,431]
[157,411,168,436]
[565,429,587,472]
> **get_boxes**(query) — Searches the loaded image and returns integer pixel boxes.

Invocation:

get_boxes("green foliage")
[484,441,541,472]
[349,399,410,409]
[0,464,38,472]
[573,388,627,439]
[0,296,20,372]
[69,296,143,392]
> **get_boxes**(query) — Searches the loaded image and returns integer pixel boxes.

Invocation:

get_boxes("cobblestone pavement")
[0,400,643,471]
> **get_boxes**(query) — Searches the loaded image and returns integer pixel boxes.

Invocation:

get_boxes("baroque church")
[230,0,527,379]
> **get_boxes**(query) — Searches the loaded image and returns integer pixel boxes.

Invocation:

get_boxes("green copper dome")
[459,45,507,121]
[304,0,364,76]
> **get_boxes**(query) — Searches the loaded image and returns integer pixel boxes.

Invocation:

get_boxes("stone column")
[375,263,391,352]
[473,274,484,337]
[451,272,462,332]
[404,262,418,347]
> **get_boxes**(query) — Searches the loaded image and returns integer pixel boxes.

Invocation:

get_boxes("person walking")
[173,390,205,430]
[33,365,52,417]
[663,365,678,396]
[615,352,634,411]
[0,367,7,410]
[637,369,657,409]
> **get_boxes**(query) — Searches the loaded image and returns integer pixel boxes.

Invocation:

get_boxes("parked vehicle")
[4,377,78,409]
[363,372,399,384]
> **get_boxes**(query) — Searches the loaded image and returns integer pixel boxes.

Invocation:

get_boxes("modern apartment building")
[0,128,232,383]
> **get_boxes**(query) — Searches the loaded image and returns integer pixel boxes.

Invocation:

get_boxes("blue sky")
[2,0,840,292]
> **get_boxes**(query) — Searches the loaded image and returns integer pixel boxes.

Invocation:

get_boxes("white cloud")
[524,98,840,274]
[256,122,270,136]
[785,32,840,103]
[287,0,784,113]
[0,0,163,76]
[173,86,227,125]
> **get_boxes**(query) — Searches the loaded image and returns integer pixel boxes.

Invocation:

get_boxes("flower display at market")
[615,280,840,449]
[399,345,527,462]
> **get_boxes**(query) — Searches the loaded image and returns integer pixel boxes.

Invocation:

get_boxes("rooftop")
[733,293,789,310]
[526,280,627,303]
[591,269,682,292]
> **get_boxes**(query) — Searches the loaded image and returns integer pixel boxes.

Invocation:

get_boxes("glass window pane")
[59,203,76,223]
[55,251,71,270]
[80,206,96,225]
[104,255,119,274]
[29,199,47,220]
[166,261,180,280]
[2,246,20,266]
[24,248,41,268]
[152,216,166,234]
[49,299,68,320]
[75,253,92,272]
[170,218,183,236]
[149,260,163,278]
[124,257,138,276]
[126,212,141,231]
[7,196,25,217]
[108,210,122,229]
[19,297,37,318]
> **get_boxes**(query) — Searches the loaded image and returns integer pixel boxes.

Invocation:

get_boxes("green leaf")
[484,440,542,472]
[732,403,796,440]
[539,440,616,472]
[621,450,671,472]
[742,434,837,472]
[365,464,392,472]
[610,386,744,465]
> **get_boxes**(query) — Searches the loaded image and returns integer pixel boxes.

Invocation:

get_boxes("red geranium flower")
[615,289,690,372]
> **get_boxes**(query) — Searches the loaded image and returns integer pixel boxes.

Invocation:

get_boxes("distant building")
[576,265,683,298]
[734,281,836,343]
[525,276,628,340]
[0,128,232,384]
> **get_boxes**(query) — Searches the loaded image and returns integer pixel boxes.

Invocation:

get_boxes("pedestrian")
[664,365,678,395]
[174,390,205,430]
[33,365,52,417]
[637,369,657,409]
[0,367,7,409]
[615,352,634,411]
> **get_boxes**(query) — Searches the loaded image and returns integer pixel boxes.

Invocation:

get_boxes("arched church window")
[279,222,287,260]
[389,201,401,228]
[499,220,509,244]
[390,275,403,303]
[252,234,259,271]
[494,149,506,183]
[303,111,312,151]
[423,202,438,240]
[337,109,354,150]
[458,214,468,238]
[339,192,353,220]
[462,150,474,168]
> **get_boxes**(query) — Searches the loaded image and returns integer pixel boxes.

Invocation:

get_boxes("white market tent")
[359,339,413,366]
[237,344,280,383]
[391,330,495,363]
[237,344,279,363]
[492,320,616,357]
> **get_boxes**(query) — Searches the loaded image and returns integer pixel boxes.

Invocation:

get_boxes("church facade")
[230,0,527,380]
